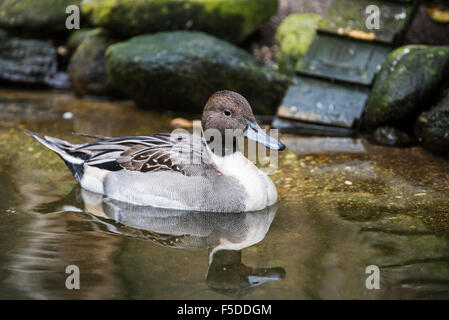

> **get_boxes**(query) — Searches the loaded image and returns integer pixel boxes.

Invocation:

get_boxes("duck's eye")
[224,109,232,117]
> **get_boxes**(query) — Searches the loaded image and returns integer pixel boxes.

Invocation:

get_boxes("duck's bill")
[245,121,285,151]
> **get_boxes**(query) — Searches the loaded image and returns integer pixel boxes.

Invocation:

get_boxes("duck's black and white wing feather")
[26,131,217,179]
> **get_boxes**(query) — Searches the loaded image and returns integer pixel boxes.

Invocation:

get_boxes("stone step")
[275,76,369,130]
[296,34,391,86]
[318,0,416,44]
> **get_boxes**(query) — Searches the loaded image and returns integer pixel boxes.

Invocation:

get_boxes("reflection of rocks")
[359,215,449,299]
[82,0,277,44]
[3,173,121,299]
[0,30,69,89]
[106,31,289,115]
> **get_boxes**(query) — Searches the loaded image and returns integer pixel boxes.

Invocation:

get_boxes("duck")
[26,90,285,213]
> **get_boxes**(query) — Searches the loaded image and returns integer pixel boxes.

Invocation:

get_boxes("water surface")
[1,89,449,299]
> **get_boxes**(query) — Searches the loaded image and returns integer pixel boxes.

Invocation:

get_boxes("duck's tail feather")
[25,130,85,182]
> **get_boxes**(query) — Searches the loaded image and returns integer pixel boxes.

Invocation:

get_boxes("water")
[1,89,449,299]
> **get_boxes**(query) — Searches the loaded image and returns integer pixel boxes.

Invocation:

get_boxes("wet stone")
[296,34,391,85]
[368,126,412,147]
[272,117,355,137]
[319,0,416,44]
[276,76,369,128]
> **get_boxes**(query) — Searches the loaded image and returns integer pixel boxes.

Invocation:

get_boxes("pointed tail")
[25,130,85,182]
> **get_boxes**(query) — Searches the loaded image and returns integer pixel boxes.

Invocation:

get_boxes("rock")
[415,94,449,156]
[275,13,321,74]
[363,45,449,130]
[82,0,277,44]
[68,28,118,96]
[0,29,69,89]
[106,31,289,115]
[66,28,96,55]
[368,126,412,147]
[0,0,81,36]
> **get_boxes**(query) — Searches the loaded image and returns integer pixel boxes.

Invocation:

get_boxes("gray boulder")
[363,45,449,130]
[106,31,289,115]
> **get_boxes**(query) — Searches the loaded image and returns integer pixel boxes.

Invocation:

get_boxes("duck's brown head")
[201,90,285,152]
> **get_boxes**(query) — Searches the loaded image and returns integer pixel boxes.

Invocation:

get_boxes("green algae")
[0,0,81,35]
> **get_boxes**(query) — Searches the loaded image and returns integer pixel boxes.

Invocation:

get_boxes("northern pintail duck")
[26,90,285,213]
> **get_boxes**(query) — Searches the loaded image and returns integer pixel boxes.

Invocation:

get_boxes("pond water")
[1,88,449,299]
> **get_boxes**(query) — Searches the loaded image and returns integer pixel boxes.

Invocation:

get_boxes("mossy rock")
[81,0,277,44]
[66,28,96,54]
[363,45,449,130]
[415,94,449,157]
[106,31,289,115]
[0,29,69,88]
[275,13,321,74]
[68,28,118,96]
[0,0,81,36]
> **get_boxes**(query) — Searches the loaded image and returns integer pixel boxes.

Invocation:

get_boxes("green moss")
[0,0,81,35]
[275,13,321,74]
[82,0,277,43]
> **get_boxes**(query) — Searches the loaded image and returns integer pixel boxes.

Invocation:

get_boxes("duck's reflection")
[37,186,284,298]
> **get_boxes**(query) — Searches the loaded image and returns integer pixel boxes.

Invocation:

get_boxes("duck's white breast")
[211,152,277,211]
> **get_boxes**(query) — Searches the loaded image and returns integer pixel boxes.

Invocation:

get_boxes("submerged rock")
[82,0,277,44]
[275,13,321,74]
[415,94,449,156]
[0,0,81,36]
[0,30,69,89]
[106,31,289,115]
[68,28,118,96]
[363,45,449,130]
[368,126,412,147]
